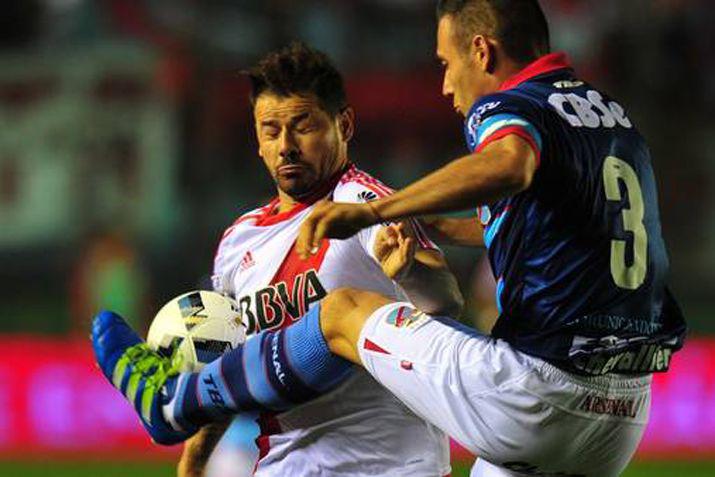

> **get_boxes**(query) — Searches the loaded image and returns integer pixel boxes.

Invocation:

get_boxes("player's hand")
[374,223,416,281]
[298,200,379,259]
[178,432,210,477]
[178,421,230,477]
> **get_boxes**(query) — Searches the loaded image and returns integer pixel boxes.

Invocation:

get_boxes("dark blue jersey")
[464,53,686,375]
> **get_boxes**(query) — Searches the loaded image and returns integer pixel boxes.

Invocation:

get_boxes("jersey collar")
[498,52,572,91]
[255,163,351,226]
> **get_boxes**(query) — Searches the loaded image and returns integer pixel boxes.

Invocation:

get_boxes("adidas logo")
[239,251,255,271]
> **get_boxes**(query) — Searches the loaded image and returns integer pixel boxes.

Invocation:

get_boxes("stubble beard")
[277,145,343,201]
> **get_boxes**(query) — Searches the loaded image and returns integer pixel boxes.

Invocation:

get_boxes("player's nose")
[442,74,453,98]
[278,129,300,160]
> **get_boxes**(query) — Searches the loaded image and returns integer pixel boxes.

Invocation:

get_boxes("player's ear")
[337,106,355,143]
[471,35,494,73]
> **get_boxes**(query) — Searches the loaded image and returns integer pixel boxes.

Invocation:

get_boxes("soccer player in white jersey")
[178,42,463,477]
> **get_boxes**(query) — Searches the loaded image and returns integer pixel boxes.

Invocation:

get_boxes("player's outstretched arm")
[297,134,536,257]
[91,303,357,445]
[372,134,537,218]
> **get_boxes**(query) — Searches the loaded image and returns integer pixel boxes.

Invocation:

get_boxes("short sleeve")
[465,95,544,167]
[332,175,439,263]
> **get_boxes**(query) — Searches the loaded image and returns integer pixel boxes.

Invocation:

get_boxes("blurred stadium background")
[0,0,713,476]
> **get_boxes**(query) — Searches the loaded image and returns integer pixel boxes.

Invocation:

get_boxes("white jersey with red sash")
[212,165,449,477]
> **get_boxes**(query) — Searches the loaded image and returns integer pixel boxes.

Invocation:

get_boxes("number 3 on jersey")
[602,156,648,290]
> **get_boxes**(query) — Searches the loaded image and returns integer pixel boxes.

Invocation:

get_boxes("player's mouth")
[277,164,308,177]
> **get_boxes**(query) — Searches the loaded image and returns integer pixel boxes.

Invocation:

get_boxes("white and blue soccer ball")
[146,290,246,372]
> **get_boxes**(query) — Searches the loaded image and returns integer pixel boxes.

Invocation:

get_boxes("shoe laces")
[119,343,187,425]
[124,344,183,388]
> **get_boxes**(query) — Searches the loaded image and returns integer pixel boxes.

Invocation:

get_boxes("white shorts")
[358,303,653,477]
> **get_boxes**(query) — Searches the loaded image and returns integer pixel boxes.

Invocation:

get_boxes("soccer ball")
[146,290,246,372]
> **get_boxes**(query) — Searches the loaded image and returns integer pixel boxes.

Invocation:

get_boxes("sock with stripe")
[166,303,354,428]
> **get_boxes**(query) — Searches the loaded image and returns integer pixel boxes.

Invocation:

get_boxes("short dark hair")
[246,42,348,116]
[437,0,550,64]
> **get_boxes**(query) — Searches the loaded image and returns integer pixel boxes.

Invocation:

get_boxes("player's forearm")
[421,216,485,247]
[372,138,535,221]
[396,260,464,317]
[373,154,523,219]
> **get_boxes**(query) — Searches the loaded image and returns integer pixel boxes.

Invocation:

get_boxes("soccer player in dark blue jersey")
[297,0,687,376]
[92,1,685,475]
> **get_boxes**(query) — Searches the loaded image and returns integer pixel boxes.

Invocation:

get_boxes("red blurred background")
[1,0,713,474]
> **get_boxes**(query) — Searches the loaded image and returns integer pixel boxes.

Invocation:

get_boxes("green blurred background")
[4,460,715,477]
[0,0,713,476]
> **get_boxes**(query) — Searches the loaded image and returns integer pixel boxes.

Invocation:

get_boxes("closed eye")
[296,125,315,134]
[293,115,317,134]
[261,126,280,138]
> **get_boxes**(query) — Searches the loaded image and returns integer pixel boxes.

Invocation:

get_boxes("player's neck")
[276,191,302,213]
[492,53,549,92]
[495,61,527,88]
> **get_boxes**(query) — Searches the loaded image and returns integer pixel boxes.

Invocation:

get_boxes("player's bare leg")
[318,287,393,364]
[316,220,447,364]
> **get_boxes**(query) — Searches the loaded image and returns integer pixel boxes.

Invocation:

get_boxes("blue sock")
[173,304,353,426]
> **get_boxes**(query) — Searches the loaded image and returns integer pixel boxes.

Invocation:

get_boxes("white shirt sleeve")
[332,179,439,264]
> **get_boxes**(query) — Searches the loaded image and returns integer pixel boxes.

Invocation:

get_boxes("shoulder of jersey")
[220,202,273,237]
[334,165,394,204]
[468,89,533,122]
[213,202,273,270]
[463,91,533,149]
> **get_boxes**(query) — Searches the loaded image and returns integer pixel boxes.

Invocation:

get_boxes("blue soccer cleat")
[91,310,198,445]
